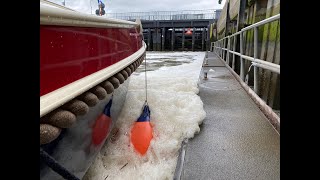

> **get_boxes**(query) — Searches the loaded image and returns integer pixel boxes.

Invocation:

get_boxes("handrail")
[242,14,280,31]
[211,14,280,94]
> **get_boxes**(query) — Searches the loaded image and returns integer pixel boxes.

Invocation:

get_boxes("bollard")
[204,70,208,80]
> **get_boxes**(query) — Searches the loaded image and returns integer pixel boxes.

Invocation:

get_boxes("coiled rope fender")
[40,54,145,145]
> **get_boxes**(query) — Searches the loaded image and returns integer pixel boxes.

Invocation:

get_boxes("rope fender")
[40,54,145,145]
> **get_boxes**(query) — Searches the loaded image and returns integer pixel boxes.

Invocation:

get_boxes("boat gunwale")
[40,1,138,29]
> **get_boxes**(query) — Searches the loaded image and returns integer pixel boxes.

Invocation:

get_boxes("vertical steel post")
[219,40,221,58]
[192,27,195,51]
[216,42,218,54]
[218,41,220,56]
[219,40,222,58]
[182,27,185,51]
[218,41,219,56]
[224,38,226,61]
[240,31,245,81]
[147,28,151,51]
[162,27,165,51]
[226,36,230,65]
[232,36,236,69]
[222,39,225,60]
[202,27,205,51]
[254,27,259,93]
[171,27,175,51]
[212,42,214,52]
[224,39,226,60]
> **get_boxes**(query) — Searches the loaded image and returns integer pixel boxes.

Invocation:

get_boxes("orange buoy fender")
[131,104,153,155]
[92,97,113,146]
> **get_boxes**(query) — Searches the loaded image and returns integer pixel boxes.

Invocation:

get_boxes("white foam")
[83,52,206,180]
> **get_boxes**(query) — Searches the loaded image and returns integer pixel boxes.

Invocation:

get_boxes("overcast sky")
[48,0,226,14]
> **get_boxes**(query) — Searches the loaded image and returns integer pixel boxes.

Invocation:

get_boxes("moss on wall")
[258,0,280,109]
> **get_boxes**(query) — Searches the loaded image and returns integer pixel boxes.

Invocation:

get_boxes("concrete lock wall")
[217,1,228,34]
[229,0,241,21]
[259,0,280,110]
[213,0,280,110]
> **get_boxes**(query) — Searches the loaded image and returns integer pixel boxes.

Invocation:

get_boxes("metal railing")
[211,14,280,94]
[106,9,220,21]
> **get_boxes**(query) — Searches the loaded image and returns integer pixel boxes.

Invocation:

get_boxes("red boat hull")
[40,1,146,179]
[40,25,142,96]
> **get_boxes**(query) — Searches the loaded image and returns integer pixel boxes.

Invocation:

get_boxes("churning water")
[84,52,206,180]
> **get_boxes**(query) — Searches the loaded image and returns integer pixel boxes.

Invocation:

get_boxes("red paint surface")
[92,114,112,146]
[40,25,142,96]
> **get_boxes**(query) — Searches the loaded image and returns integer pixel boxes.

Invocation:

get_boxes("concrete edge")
[173,139,188,180]
[213,52,280,135]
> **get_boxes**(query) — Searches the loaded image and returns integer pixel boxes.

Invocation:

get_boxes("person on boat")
[96,0,105,16]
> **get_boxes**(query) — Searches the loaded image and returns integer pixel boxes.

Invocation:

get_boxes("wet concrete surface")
[180,52,280,180]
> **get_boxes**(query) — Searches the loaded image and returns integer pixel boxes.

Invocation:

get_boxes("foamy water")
[83,52,206,180]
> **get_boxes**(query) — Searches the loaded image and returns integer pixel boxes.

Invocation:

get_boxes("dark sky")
[48,0,225,14]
